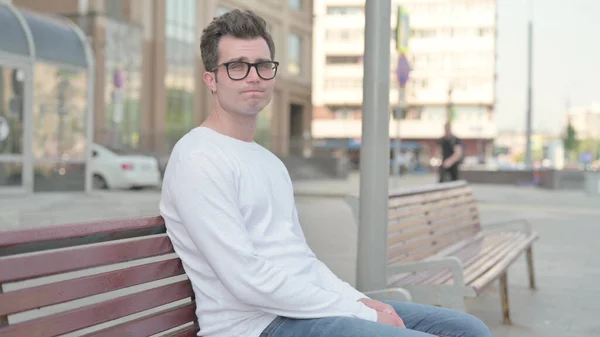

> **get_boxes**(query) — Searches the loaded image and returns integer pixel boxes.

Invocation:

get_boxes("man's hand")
[442,158,453,168]
[359,299,405,328]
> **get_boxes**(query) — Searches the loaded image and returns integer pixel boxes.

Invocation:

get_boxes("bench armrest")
[387,257,465,288]
[364,288,412,302]
[483,218,532,234]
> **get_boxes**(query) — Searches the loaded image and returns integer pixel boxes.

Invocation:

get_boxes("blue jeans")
[259,301,492,337]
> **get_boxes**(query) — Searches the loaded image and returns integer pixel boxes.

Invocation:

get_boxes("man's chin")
[245,100,268,113]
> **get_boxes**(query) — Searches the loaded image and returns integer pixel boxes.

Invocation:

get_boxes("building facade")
[567,103,600,141]
[13,0,313,157]
[312,0,497,162]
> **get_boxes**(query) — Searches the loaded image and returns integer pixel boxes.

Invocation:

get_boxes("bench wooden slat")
[84,303,196,337]
[422,192,475,211]
[388,215,428,235]
[389,231,516,287]
[0,235,174,283]
[0,216,164,250]
[389,208,477,245]
[387,197,477,236]
[406,233,527,287]
[393,236,492,286]
[425,233,517,285]
[470,233,539,293]
[388,222,475,261]
[388,180,467,198]
[388,193,475,223]
[388,216,479,257]
[389,224,480,264]
[0,227,166,258]
[388,218,479,262]
[0,280,193,337]
[461,233,531,286]
[387,234,487,286]
[165,325,200,337]
[389,232,497,286]
[0,257,185,317]
[427,203,478,223]
[388,184,471,208]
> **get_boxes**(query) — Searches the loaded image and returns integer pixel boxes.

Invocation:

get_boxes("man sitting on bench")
[159,9,492,337]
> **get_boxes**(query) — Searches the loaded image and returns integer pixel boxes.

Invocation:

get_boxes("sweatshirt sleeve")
[171,151,377,322]
[290,206,371,302]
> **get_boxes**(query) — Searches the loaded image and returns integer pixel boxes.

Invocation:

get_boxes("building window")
[289,0,302,10]
[288,33,302,75]
[413,29,437,38]
[165,0,196,150]
[325,28,363,42]
[328,105,361,119]
[326,6,363,15]
[105,0,121,19]
[326,55,362,65]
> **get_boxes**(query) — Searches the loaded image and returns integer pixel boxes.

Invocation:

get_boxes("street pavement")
[1,172,599,336]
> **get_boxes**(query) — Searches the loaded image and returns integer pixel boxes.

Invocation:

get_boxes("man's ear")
[203,71,217,93]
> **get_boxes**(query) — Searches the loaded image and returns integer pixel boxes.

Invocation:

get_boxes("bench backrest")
[0,216,198,337]
[386,181,481,264]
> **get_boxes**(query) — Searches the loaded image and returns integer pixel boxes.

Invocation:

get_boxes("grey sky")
[496,0,600,135]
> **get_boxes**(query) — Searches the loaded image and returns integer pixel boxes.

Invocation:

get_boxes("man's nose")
[246,65,260,82]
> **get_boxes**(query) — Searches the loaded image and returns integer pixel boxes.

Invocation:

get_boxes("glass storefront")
[0,4,94,194]
[0,66,25,187]
[32,64,88,191]
[165,0,196,150]
[103,18,143,150]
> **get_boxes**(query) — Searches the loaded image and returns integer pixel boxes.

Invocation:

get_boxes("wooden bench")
[346,180,539,324]
[0,216,198,337]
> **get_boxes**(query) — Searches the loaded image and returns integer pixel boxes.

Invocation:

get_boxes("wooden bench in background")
[346,180,539,324]
[0,216,198,337]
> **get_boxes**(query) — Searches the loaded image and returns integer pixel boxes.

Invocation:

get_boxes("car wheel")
[93,174,108,190]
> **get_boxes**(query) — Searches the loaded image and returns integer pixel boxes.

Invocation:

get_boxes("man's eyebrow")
[225,56,248,63]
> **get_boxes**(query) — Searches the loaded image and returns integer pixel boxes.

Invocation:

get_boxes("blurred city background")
[1,1,600,336]
[0,0,598,193]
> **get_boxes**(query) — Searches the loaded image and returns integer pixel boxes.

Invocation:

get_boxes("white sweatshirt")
[159,127,377,337]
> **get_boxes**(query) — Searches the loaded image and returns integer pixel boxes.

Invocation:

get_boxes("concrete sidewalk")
[1,179,599,336]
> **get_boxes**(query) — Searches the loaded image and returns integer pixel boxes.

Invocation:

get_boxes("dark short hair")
[200,9,276,72]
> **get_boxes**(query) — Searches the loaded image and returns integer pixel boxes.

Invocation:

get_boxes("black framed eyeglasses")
[212,61,279,80]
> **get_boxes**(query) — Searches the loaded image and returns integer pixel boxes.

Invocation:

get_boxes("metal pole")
[357,0,391,293]
[393,87,405,182]
[524,20,533,168]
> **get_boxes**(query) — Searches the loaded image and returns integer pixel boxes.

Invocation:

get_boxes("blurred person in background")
[439,122,463,182]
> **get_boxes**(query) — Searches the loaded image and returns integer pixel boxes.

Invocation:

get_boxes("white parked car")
[90,144,162,190]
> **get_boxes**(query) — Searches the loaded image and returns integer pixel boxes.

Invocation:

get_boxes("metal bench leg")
[526,246,537,290]
[499,273,512,325]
